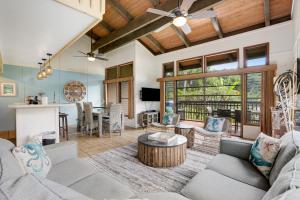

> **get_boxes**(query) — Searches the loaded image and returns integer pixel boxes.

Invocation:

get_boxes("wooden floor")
[61,128,145,158]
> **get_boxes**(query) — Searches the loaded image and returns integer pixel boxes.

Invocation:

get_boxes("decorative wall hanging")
[63,81,86,102]
[0,82,16,96]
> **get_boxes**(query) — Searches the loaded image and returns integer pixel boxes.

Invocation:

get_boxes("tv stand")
[138,111,160,128]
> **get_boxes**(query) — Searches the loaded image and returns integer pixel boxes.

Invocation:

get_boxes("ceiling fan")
[147,0,216,34]
[74,30,108,62]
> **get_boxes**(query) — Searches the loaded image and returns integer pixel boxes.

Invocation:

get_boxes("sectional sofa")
[0,132,299,200]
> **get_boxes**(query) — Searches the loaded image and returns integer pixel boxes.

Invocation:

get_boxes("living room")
[0,0,300,199]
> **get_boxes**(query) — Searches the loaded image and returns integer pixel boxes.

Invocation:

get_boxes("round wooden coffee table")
[137,133,187,168]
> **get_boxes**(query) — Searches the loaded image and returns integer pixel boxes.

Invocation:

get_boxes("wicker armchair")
[194,117,231,154]
[150,113,180,133]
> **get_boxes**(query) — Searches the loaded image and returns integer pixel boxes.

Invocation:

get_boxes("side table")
[175,124,195,148]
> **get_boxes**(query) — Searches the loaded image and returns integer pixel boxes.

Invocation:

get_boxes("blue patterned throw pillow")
[205,117,225,132]
[163,113,173,125]
[249,133,281,178]
[12,138,51,178]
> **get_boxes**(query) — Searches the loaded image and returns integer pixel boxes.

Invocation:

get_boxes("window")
[165,81,174,113]
[163,62,174,77]
[177,57,203,75]
[176,76,241,125]
[119,63,133,78]
[244,43,269,67]
[246,73,262,126]
[106,67,118,80]
[106,62,133,80]
[205,50,239,72]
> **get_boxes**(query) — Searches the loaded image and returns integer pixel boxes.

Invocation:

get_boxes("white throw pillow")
[12,138,51,178]
[249,133,281,178]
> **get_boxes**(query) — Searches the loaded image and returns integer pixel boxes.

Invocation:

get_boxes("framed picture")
[0,82,16,96]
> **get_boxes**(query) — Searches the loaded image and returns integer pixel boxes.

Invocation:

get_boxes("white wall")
[134,41,160,127]
[293,0,300,59]
[155,21,295,75]
[51,35,106,75]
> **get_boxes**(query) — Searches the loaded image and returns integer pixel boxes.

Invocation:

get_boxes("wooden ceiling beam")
[98,17,171,53]
[138,39,158,55]
[99,21,114,32]
[210,16,224,38]
[170,24,191,47]
[263,0,270,26]
[108,0,134,21]
[148,0,160,7]
[92,0,223,51]
[146,34,166,53]
[92,0,179,51]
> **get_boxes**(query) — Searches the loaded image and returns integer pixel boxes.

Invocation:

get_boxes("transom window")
[205,50,239,72]
[177,57,203,75]
[244,43,269,67]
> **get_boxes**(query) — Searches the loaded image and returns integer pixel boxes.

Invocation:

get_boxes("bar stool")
[59,112,69,140]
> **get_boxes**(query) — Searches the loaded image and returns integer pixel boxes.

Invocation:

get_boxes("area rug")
[85,143,214,194]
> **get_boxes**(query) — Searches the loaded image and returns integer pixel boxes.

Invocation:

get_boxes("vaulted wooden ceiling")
[89,0,292,55]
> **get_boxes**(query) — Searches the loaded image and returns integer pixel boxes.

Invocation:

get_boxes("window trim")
[162,61,175,78]
[176,56,204,76]
[243,43,269,68]
[204,48,240,73]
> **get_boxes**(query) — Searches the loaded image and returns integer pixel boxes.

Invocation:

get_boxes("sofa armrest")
[220,139,253,160]
[44,141,77,166]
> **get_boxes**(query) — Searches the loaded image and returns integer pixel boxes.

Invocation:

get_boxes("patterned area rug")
[86,143,215,194]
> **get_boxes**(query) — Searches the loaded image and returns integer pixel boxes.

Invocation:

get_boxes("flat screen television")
[141,87,160,101]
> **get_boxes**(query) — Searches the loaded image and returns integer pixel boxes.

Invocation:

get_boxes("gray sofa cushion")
[181,169,266,200]
[269,132,299,185]
[47,158,97,186]
[271,189,300,200]
[0,174,92,200]
[206,154,269,190]
[132,192,190,200]
[70,172,134,200]
[262,153,300,200]
[0,139,23,184]
[220,139,253,160]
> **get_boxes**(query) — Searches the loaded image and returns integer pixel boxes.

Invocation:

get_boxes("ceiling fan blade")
[180,23,192,34]
[189,10,216,19]
[180,0,196,12]
[78,50,88,55]
[147,8,173,17]
[95,57,109,61]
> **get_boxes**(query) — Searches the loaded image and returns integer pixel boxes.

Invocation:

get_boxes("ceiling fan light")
[88,56,95,62]
[173,16,187,27]
[46,66,53,75]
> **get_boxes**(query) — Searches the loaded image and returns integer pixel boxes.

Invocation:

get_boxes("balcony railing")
[171,96,260,127]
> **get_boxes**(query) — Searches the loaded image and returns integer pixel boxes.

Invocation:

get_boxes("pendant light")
[37,62,43,80]
[45,53,53,75]
[41,58,47,78]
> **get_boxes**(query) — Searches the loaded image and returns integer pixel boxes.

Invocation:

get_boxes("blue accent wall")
[0,64,104,131]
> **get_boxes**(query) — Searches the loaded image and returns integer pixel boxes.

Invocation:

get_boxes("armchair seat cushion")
[70,172,134,200]
[181,169,266,200]
[206,154,269,190]
[194,127,223,136]
[47,158,96,187]
[152,122,166,128]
